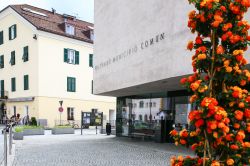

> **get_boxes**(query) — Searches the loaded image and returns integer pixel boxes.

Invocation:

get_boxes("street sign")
[58,107,63,112]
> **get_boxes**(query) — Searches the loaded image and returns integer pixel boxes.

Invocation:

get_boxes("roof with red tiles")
[5,4,94,44]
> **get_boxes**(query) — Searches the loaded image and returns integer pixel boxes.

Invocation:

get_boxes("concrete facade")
[94,0,195,96]
[94,0,250,97]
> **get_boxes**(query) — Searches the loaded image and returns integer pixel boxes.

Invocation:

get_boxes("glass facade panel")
[116,91,191,142]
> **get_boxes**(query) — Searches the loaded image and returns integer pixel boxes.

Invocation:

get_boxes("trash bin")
[106,123,111,135]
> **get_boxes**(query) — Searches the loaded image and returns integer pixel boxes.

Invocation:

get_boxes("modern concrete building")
[0,4,116,127]
[94,0,250,142]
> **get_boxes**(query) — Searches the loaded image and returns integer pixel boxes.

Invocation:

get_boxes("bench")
[130,132,154,141]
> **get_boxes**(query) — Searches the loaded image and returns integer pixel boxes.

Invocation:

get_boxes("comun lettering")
[141,33,165,50]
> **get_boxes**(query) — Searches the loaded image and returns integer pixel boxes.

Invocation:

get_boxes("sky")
[0,0,94,23]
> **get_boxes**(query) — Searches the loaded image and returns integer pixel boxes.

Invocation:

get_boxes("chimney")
[51,8,56,14]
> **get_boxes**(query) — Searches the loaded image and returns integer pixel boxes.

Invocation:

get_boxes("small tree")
[170,0,250,165]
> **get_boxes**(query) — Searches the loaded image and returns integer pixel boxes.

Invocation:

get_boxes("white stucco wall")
[0,8,38,98]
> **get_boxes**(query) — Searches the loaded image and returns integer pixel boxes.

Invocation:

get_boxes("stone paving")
[12,129,192,166]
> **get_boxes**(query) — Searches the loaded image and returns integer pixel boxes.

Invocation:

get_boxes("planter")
[52,128,74,135]
[23,128,45,136]
[13,132,24,140]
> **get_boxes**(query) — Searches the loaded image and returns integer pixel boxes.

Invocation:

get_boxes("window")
[146,102,148,107]
[23,46,29,62]
[67,77,76,92]
[64,48,79,64]
[0,31,3,45]
[0,80,4,98]
[144,114,148,121]
[67,107,74,120]
[11,77,16,92]
[65,24,75,35]
[0,55,4,68]
[89,54,93,67]
[153,102,156,107]
[139,101,144,108]
[10,51,15,65]
[24,75,29,90]
[133,103,137,108]
[9,24,17,40]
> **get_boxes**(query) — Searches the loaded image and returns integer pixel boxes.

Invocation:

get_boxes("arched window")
[144,114,148,121]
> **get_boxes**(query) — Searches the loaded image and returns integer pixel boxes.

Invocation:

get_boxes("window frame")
[24,75,29,90]
[65,24,75,35]
[67,107,74,120]
[10,51,15,66]
[67,77,76,92]
[11,77,16,92]
[9,24,17,40]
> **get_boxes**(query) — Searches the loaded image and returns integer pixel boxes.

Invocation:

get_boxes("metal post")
[60,112,62,126]
[4,129,7,166]
[9,124,12,155]
[81,112,83,135]
[96,125,97,135]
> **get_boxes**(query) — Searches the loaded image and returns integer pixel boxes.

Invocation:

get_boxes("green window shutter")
[23,46,29,62]
[0,31,3,45]
[10,51,15,65]
[67,77,70,91]
[0,80,4,98]
[9,27,11,40]
[72,78,76,92]
[89,54,93,67]
[67,77,76,92]
[0,55,4,68]
[64,49,68,62]
[11,77,16,92]
[75,51,79,65]
[13,24,17,39]
[24,75,29,90]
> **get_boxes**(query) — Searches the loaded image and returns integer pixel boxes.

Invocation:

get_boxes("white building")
[0,4,116,127]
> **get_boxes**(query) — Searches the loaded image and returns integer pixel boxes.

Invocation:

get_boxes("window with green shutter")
[11,77,16,92]
[9,24,17,40]
[89,54,93,67]
[0,80,4,98]
[24,75,29,90]
[64,48,79,65]
[67,77,76,92]
[0,31,3,45]
[10,51,15,65]
[23,46,29,62]
[0,55,4,69]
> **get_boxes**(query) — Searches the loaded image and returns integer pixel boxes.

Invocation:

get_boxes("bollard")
[9,124,12,155]
[4,129,7,166]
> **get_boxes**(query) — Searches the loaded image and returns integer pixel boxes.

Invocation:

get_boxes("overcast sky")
[0,0,94,23]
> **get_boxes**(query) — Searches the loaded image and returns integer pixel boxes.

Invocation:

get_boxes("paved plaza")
[10,129,191,166]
